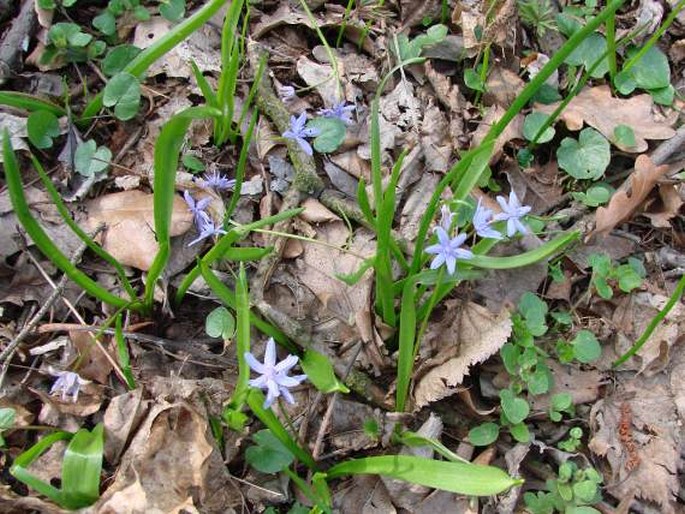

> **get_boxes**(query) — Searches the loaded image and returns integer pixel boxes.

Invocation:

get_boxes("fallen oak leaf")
[85,190,193,271]
[536,85,675,153]
[592,154,670,237]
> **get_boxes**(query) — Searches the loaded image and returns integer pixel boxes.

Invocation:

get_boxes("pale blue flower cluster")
[198,170,236,191]
[283,112,321,156]
[183,190,227,247]
[426,191,531,275]
[50,370,88,403]
[318,101,356,125]
[245,338,308,408]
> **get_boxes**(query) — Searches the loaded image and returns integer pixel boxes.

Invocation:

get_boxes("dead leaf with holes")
[589,364,683,514]
[592,155,670,237]
[414,301,512,408]
[85,190,193,271]
[536,86,675,152]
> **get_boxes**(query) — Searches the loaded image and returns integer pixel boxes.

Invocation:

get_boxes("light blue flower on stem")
[473,198,503,240]
[183,190,211,230]
[198,170,236,191]
[188,216,227,247]
[50,370,88,403]
[494,191,532,237]
[425,227,473,275]
[318,101,356,125]
[245,338,308,408]
[437,204,455,233]
[282,112,321,156]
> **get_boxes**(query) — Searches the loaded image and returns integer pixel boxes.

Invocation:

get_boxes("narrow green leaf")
[114,315,136,390]
[468,422,500,446]
[0,91,66,116]
[221,246,273,262]
[300,350,349,394]
[396,278,417,412]
[61,424,104,508]
[326,455,522,496]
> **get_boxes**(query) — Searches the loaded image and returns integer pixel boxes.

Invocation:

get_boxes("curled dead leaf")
[592,155,670,237]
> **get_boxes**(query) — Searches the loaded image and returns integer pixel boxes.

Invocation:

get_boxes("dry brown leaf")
[643,184,683,228]
[95,401,237,513]
[471,106,524,165]
[300,198,340,224]
[612,292,685,375]
[103,389,148,465]
[484,66,525,107]
[536,86,675,152]
[420,103,453,171]
[414,302,512,408]
[85,190,193,271]
[528,360,602,412]
[589,371,682,513]
[333,476,397,514]
[593,155,670,237]
[297,56,340,108]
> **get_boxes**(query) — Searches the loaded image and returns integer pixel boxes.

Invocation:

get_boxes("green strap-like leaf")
[326,455,523,496]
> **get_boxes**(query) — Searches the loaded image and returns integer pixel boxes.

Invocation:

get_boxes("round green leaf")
[500,389,530,425]
[551,392,573,411]
[527,366,551,395]
[468,422,500,446]
[523,111,555,143]
[102,45,142,77]
[626,45,670,91]
[307,117,346,154]
[572,182,614,207]
[93,11,116,36]
[245,429,294,474]
[565,33,609,78]
[613,124,636,150]
[27,111,60,149]
[159,0,186,22]
[74,140,112,177]
[557,128,610,180]
[509,422,530,443]
[613,70,636,95]
[103,72,141,121]
[464,68,486,92]
[650,84,674,106]
[205,307,235,340]
[573,479,600,503]
[571,330,601,363]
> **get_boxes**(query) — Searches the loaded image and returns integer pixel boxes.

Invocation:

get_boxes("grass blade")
[60,424,104,508]
[395,277,417,412]
[0,91,66,116]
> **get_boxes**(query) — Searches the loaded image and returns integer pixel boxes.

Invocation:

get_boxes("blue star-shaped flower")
[198,170,236,192]
[245,338,308,408]
[50,370,88,403]
[473,198,503,240]
[282,112,321,156]
[188,216,227,247]
[494,191,532,237]
[183,190,211,230]
[318,101,356,125]
[425,227,474,275]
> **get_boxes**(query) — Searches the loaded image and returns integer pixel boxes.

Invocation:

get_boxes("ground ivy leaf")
[523,111,555,143]
[557,128,610,180]
[571,330,601,363]
[205,307,235,340]
[27,110,60,149]
[626,45,670,91]
[103,72,141,121]
[500,389,530,425]
[245,429,294,474]
[509,422,530,443]
[102,45,142,77]
[307,117,345,154]
[613,124,636,149]
[74,140,112,177]
[565,33,609,78]
[468,422,500,446]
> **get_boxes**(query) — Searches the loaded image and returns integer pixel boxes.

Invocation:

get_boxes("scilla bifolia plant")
[347,0,626,412]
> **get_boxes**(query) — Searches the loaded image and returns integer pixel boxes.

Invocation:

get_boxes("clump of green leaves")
[518,0,558,38]
[394,24,448,60]
[616,45,673,106]
[588,253,645,299]
[524,461,603,514]
[94,0,186,37]
[558,426,584,452]
[572,182,614,207]
[556,329,602,364]
[42,23,106,66]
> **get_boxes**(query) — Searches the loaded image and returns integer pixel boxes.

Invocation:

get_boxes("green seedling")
[205,306,236,340]
[524,461,603,514]
[588,253,645,300]
[74,139,112,176]
[549,392,574,422]
[0,408,16,447]
[11,424,104,509]
[26,110,61,150]
[556,329,602,364]
[558,426,584,452]
[571,182,614,207]
[42,22,105,66]
[616,45,673,105]
[103,72,141,121]
[518,0,558,37]
[394,24,448,60]
[93,0,151,37]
